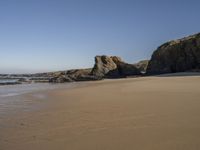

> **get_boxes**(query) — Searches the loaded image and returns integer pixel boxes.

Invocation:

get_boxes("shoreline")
[0,74,200,150]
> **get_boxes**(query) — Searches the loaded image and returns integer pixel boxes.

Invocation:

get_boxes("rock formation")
[91,55,141,78]
[4,31,200,85]
[91,55,119,78]
[147,33,200,74]
[66,69,101,81]
[134,60,149,73]
[49,75,73,83]
[7,31,200,85]
[49,55,141,83]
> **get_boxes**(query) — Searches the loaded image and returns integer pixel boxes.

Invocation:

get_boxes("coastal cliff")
[147,33,200,74]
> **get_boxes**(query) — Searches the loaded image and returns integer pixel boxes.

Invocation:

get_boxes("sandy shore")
[1,75,200,150]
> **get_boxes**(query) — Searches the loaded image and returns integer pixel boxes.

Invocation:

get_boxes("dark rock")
[67,69,101,81]
[134,60,149,73]
[147,33,200,74]
[49,68,101,83]
[111,56,141,76]
[67,69,91,79]
[72,75,102,81]
[49,75,73,83]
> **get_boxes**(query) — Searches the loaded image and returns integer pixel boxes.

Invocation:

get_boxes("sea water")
[0,79,19,84]
[0,82,79,117]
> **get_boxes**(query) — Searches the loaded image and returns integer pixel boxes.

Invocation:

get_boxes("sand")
[0,75,200,150]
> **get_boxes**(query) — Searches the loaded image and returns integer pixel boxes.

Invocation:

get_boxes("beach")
[0,74,200,150]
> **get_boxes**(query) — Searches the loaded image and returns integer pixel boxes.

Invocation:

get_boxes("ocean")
[0,79,19,84]
[0,82,79,117]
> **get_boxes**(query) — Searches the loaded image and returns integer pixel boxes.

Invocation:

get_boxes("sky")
[0,0,200,74]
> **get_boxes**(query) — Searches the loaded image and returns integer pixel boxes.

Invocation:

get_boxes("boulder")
[91,55,119,78]
[91,55,141,78]
[111,57,141,76]
[117,62,141,76]
[134,60,149,73]
[147,33,200,74]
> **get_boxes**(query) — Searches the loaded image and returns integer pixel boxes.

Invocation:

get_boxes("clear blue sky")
[0,0,200,73]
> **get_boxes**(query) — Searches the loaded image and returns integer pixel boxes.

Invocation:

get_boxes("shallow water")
[0,83,79,117]
[0,79,18,83]
[0,83,77,97]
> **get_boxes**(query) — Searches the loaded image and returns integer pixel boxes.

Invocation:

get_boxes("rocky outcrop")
[49,68,101,83]
[1,56,144,85]
[91,55,141,78]
[112,56,141,77]
[147,33,200,74]
[134,60,149,73]
[49,55,141,83]
[91,56,119,78]
[49,75,73,83]
[66,69,101,81]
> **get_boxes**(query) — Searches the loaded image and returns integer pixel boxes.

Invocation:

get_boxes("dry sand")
[1,75,200,150]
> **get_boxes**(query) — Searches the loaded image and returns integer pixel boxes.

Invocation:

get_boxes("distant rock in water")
[91,55,141,78]
[147,33,200,74]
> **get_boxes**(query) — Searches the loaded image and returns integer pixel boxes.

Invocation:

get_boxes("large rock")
[147,33,200,74]
[91,55,141,78]
[91,55,119,78]
[134,60,149,74]
[112,57,141,77]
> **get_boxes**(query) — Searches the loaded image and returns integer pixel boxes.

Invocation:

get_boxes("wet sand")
[0,75,200,150]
